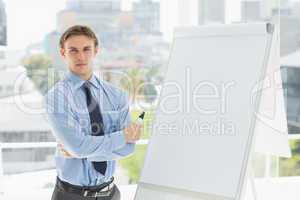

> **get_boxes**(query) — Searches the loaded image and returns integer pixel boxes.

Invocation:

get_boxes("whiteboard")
[135,23,273,200]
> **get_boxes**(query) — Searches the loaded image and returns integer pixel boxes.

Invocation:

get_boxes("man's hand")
[124,123,142,143]
[58,143,75,158]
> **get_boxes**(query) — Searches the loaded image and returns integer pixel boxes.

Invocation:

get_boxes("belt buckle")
[95,191,110,197]
[83,190,104,198]
[83,182,114,197]
[83,187,112,198]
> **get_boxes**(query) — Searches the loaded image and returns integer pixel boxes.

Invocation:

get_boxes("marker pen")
[136,111,145,125]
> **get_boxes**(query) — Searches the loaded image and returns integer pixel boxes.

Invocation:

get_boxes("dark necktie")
[83,81,107,175]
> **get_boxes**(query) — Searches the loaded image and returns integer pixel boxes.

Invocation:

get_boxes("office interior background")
[0,0,300,199]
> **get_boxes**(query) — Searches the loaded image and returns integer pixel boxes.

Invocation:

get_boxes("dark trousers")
[51,181,121,200]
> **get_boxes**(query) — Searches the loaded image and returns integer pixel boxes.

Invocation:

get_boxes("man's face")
[60,35,98,78]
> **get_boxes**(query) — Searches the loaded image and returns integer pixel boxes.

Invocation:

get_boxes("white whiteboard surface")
[135,23,272,200]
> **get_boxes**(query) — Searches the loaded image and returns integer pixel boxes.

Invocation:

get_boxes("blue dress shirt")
[44,71,134,186]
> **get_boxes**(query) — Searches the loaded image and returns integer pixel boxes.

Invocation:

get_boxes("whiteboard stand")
[243,20,291,200]
[242,164,259,200]
[250,168,258,200]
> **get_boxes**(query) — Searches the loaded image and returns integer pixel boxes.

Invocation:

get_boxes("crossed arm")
[45,89,142,161]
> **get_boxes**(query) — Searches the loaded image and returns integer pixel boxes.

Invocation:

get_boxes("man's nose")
[77,51,85,60]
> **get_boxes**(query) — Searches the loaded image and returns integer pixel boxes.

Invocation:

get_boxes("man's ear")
[60,48,66,58]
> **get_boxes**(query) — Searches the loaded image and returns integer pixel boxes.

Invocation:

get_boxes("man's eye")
[69,49,77,53]
[84,49,91,52]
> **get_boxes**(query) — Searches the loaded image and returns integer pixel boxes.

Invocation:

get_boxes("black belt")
[56,177,115,198]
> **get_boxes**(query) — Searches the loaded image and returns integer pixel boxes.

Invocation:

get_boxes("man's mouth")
[76,63,87,67]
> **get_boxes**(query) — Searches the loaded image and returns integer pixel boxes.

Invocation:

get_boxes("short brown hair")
[59,25,99,48]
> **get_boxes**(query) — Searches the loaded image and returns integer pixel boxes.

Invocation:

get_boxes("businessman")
[45,25,142,200]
